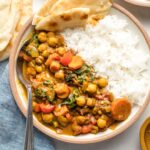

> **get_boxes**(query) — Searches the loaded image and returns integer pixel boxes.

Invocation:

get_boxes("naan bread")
[33,0,112,32]
[0,0,21,52]
[35,7,90,32]
[0,0,33,61]
[50,0,112,15]
[32,0,58,25]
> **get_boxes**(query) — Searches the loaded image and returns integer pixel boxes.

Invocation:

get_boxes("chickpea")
[86,98,96,107]
[38,56,44,61]
[92,107,98,115]
[27,46,39,58]
[42,50,50,58]
[27,67,36,76]
[28,61,35,67]
[35,65,43,73]
[35,57,43,65]
[53,121,59,128]
[86,83,97,94]
[76,116,87,125]
[47,32,55,37]
[54,83,70,99]
[41,64,46,71]
[47,37,58,47]
[98,110,102,115]
[57,116,68,127]
[105,106,111,113]
[38,43,48,52]
[56,47,67,56]
[97,118,107,128]
[82,81,88,91]
[57,35,65,46]
[38,32,47,43]
[42,113,54,123]
[76,96,86,107]
[98,78,108,88]
[50,61,60,72]
[91,126,99,134]
[101,115,109,121]
[55,70,64,80]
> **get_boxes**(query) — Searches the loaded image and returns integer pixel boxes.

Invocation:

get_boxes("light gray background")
[33,0,150,149]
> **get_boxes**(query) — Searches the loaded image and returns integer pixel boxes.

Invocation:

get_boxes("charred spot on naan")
[49,22,58,27]
[80,13,89,20]
[60,14,72,21]
[35,8,90,32]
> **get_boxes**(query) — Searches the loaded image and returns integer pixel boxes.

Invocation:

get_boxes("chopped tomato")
[45,53,60,66]
[60,51,73,66]
[40,103,55,114]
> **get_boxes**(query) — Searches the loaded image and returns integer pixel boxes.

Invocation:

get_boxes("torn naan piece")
[32,0,58,25]
[35,7,90,32]
[33,0,112,31]
[0,0,33,61]
[0,0,21,52]
[49,0,112,16]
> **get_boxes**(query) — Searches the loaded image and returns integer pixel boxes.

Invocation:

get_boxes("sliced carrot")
[111,98,132,121]
[40,103,55,114]
[68,56,84,70]
[45,53,60,66]
[60,51,73,66]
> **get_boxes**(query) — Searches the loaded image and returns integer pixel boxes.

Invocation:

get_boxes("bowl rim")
[9,3,150,144]
[124,0,150,7]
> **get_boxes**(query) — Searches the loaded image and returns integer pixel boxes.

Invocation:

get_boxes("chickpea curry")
[19,30,132,136]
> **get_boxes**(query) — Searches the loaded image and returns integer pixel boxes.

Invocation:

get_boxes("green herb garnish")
[43,80,51,85]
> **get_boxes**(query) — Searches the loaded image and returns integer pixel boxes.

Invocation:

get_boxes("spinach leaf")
[65,73,76,82]
[63,94,76,108]
[43,80,51,85]
[75,65,92,75]
[34,88,47,98]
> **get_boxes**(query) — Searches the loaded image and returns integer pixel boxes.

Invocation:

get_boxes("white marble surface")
[33,0,150,150]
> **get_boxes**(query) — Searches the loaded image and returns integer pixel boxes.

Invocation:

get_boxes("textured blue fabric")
[0,61,55,150]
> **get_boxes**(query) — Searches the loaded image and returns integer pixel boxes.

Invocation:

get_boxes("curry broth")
[34,112,73,135]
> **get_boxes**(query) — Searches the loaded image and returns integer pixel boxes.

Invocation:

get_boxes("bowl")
[9,3,150,144]
[140,117,150,150]
[124,0,150,7]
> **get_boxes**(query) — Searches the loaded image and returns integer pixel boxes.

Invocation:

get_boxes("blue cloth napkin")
[0,61,55,150]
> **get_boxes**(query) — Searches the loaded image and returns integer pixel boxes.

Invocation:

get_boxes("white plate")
[124,0,150,7]
[9,3,150,144]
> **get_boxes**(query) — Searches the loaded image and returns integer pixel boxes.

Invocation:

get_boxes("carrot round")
[111,98,131,121]
[68,56,84,70]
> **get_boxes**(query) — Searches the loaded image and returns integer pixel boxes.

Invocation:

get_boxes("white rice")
[62,15,150,105]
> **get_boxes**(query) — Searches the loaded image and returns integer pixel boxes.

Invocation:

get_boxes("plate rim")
[9,3,150,144]
[124,0,150,7]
